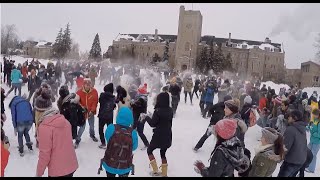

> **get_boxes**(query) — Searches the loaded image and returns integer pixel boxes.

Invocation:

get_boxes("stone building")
[286,61,320,88]
[109,5,285,82]
[23,40,53,59]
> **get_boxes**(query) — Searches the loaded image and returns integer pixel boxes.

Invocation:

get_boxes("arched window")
[185,42,190,51]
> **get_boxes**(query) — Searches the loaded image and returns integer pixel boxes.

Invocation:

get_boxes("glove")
[193,160,205,174]
[206,125,214,136]
[14,128,17,136]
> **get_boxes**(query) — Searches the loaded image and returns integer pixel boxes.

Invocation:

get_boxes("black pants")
[278,161,303,177]
[99,118,112,145]
[106,172,129,177]
[199,101,205,115]
[184,91,192,103]
[195,127,211,149]
[28,89,36,101]
[147,145,168,160]
[7,73,11,86]
[203,103,213,118]
[49,171,75,177]
[171,95,180,115]
[192,88,199,99]
[137,121,149,147]
[3,72,7,83]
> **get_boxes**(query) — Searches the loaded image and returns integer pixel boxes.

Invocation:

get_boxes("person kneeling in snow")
[193,118,250,177]
[98,107,138,177]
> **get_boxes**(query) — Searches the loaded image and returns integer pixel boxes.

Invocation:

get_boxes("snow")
[1,55,319,177]
[36,41,52,47]
[260,81,290,95]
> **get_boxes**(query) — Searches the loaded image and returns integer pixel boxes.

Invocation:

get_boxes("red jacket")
[21,66,28,78]
[1,142,10,177]
[36,114,78,177]
[259,97,268,111]
[76,87,98,116]
[76,77,84,89]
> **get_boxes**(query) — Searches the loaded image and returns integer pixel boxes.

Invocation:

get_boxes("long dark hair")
[274,134,285,160]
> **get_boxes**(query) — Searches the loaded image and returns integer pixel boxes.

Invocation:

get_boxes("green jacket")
[249,145,281,177]
[309,119,320,144]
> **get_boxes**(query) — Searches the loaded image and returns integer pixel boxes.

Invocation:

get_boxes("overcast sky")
[2,3,320,68]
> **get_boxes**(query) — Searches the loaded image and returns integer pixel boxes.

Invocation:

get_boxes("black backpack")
[69,103,86,127]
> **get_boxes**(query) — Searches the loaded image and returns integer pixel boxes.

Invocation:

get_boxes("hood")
[38,107,67,128]
[155,92,170,108]
[62,93,80,105]
[12,69,19,73]
[100,92,115,100]
[217,137,250,173]
[291,121,307,135]
[116,107,133,127]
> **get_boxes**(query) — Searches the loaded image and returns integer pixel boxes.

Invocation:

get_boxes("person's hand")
[193,160,205,174]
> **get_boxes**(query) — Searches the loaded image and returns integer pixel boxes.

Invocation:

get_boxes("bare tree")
[1,24,19,54]
[315,33,320,61]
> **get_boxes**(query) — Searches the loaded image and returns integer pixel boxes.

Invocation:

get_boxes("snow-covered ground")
[1,55,319,177]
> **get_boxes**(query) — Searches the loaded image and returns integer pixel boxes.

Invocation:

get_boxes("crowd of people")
[1,55,320,177]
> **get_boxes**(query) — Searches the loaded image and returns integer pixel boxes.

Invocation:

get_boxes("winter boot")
[160,164,168,177]
[26,142,33,151]
[149,159,160,176]
[18,146,24,157]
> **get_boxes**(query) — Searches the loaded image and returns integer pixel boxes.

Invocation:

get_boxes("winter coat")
[275,109,289,135]
[36,110,78,177]
[75,77,84,89]
[183,79,193,92]
[240,103,252,126]
[283,120,308,165]
[169,84,181,97]
[1,142,9,177]
[218,84,229,103]
[309,119,320,144]
[76,87,98,117]
[10,69,22,84]
[57,93,80,126]
[103,107,138,175]
[28,75,41,91]
[9,96,34,128]
[208,101,225,125]
[200,137,250,177]
[146,92,173,149]
[203,86,215,104]
[194,79,200,91]
[98,92,116,122]
[21,66,28,78]
[259,97,268,111]
[131,94,148,123]
[37,68,47,81]
[249,144,281,177]
[239,93,247,110]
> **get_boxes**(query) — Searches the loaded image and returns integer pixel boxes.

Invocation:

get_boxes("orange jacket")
[76,87,98,117]
[76,77,84,89]
[259,97,268,111]
[1,142,10,177]
[21,66,28,78]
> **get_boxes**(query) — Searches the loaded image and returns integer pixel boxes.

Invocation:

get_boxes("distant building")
[23,40,53,59]
[110,5,286,82]
[285,61,320,88]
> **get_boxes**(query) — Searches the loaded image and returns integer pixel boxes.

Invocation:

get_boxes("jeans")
[17,123,32,148]
[7,83,22,96]
[195,126,211,149]
[76,115,95,142]
[184,91,192,103]
[278,161,303,177]
[137,121,149,147]
[307,143,320,172]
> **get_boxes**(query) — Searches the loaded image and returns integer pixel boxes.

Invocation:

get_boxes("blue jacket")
[103,107,138,175]
[204,87,215,103]
[11,69,22,84]
[9,96,34,128]
[309,119,320,144]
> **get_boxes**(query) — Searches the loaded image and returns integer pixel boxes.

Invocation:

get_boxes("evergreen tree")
[163,41,169,62]
[223,53,234,72]
[61,23,72,58]
[53,28,63,58]
[212,44,224,73]
[89,33,102,61]
[196,46,208,74]
[207,40,215,73]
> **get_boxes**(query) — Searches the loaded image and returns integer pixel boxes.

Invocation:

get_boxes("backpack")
[102,124,133,170]
[69,103,86,127]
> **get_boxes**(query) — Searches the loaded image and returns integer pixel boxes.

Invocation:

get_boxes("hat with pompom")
[214,118,237,140]
[35,83,53,111]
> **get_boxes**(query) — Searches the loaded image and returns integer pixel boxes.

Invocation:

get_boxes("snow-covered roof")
[35,41,52,47]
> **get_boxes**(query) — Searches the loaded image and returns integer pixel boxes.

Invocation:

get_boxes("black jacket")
[240,103,252,126]
[146,92,173,149]
[98,92,116,121]
[194,79,201,90]
[283,120,308,165]
[116,86,127,104]
[28,75,41,91]
[131,95,148,123]
[169,84,181,96]
[208,101,225,125]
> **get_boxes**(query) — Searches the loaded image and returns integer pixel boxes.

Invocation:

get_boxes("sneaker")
[91,136,98,142]
[98,144,107,149]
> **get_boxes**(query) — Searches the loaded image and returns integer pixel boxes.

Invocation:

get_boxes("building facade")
[23,40,53,59]
[109,5,286,82]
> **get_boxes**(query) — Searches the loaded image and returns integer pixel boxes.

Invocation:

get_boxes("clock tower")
[174,5,202,71]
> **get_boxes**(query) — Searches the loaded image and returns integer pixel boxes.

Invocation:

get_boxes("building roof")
[301,61,320,68]
[117,33,282,52]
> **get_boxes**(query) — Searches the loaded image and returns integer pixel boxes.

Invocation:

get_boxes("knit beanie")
[244,95,252,104]
[59,85,69,99]
[224,99,240,113]
[274,96,283,105]
[214,118,237,140]
[223,95,232,102]
[138,84,148,94]
[104,83,114,93]
[35,83,52,111]
[261,127,279,144]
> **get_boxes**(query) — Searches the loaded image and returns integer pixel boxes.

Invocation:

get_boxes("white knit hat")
[244,95,252,104]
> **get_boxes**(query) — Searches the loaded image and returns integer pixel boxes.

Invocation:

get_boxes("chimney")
[228,33,231,44]
[155,29,158,42]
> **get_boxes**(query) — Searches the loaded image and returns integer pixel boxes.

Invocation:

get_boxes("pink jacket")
[36,114,78,177]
